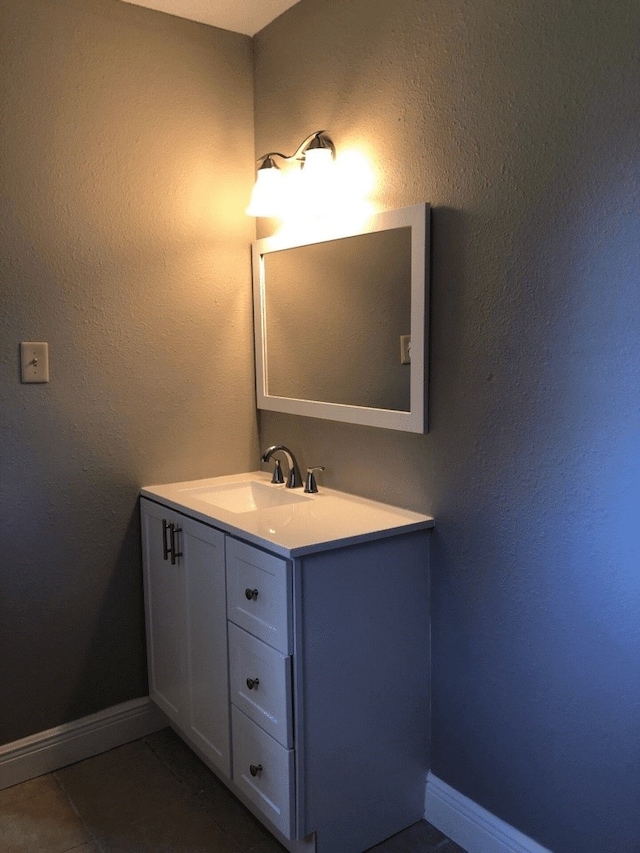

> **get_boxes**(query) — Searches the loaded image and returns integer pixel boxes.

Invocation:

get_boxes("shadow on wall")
[429,69,640,852]
[66,507,149,724]
[0,455,148,743]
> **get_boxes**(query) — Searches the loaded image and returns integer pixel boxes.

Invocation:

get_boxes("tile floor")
[0,728,465,853]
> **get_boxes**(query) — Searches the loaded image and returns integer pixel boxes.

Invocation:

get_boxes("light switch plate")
[20,342,49,383]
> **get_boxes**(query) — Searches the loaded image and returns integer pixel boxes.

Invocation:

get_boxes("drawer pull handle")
[162,520,171,561]
[246,677,259,690]
[249,763,263,777]
[245,588,259,601]
[162,520,182,565]
[169,524,182,565]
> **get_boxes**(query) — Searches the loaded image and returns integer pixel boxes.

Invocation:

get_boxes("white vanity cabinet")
[140,474,433,853]
[140,499,230,778]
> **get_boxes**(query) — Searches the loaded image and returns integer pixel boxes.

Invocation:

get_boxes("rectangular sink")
[142,471,434,556]
[177,480,308,514]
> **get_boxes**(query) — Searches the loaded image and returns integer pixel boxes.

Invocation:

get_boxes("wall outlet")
[20,342,49,383]
[400,335,411,364]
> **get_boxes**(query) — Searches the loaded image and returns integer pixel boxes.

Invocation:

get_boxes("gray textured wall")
[253,2,640,851]
[0,0,258,742]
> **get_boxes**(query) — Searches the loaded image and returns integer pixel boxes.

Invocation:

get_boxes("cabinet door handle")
[246,677,259,690]
[245,588,259,601]
[162,520,171,561]
[169,523,183,565]
[249,763,263,777]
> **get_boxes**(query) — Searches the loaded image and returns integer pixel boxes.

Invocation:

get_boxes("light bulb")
[246,160,284,217]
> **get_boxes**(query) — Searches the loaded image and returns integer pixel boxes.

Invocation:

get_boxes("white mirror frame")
[252,203,430,433]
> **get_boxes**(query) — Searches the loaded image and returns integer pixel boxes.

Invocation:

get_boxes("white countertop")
[141,471,434,558]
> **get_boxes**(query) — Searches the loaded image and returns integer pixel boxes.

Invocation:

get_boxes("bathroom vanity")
[140,472,433,853]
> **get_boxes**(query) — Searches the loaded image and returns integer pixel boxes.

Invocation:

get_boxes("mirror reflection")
[264,227,412,411]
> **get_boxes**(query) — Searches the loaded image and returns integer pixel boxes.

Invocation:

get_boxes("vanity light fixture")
[246,131,336,218]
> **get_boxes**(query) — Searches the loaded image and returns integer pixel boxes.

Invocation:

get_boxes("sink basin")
[142,471,434,556]
[177,480,308,514]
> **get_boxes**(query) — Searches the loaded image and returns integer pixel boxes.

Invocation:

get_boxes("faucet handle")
[304,466,325,494]
[270,458,284,485]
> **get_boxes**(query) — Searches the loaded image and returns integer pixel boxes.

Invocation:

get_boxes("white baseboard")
[425,773,552,853]
[0,697,167,791]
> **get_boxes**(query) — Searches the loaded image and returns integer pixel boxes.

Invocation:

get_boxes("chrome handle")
[271,458,284,485]
[304,466,325,494]
[162,520,171,561]
[246,677,259,690]
[169,524,182,565]
[245,588,259,601]
[249,763,263,777]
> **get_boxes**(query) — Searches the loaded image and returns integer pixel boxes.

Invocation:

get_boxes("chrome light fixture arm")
[255,130,335,168]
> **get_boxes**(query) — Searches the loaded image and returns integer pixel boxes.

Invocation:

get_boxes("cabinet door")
[182,517,231,778]
[140,499,186,723]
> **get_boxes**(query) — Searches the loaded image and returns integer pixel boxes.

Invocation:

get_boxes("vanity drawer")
[226,538,291,654]
[229,622,293,748]
[232,705,295,840]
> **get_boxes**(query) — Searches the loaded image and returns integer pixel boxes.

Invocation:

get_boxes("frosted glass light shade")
[298,146,335,212]
[302,146,334,177]
[246,165,284,217]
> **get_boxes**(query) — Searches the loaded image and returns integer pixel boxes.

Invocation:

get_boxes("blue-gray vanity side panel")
[294,530,430,853]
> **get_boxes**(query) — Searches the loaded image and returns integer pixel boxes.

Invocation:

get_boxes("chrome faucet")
[261,444,302,489]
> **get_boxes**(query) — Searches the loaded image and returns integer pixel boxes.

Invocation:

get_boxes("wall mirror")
[252,203,430,432]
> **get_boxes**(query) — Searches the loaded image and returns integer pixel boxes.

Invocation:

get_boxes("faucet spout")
[261,444,302,488]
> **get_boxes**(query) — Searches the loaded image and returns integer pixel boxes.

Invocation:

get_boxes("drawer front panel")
[229,622,293,748]
[226,538,291,653]
[232,706,295,840]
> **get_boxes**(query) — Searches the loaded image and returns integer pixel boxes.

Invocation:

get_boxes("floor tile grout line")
[53,774,90,837]
[61,842,99,853]
[54,764,148,853]
[190,781,257,852]
[49,771,101,851]
[142,736,249,853]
